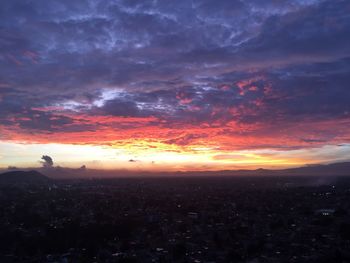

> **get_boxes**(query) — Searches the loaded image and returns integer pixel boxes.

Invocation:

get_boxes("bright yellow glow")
[1,139,342,171]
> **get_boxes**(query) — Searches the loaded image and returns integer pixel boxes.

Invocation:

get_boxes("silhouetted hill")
[276,162,350,176]
[0,162,349,179]
[0,170,51,185]
[172,162,350,177]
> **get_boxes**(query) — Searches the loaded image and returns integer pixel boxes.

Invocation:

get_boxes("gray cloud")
[41,155,53,168]
[0,0,350,149]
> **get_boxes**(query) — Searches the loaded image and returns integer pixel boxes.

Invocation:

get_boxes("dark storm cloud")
[0,0,350,146]
[240,0,350,62]
[41,155,53,168]
[98,98,142,117]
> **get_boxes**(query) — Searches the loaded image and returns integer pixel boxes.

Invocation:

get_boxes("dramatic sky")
[1,0,350,171]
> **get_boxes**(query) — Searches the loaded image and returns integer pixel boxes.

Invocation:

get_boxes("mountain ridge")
[0,170,51,185]
[0,162,349,179]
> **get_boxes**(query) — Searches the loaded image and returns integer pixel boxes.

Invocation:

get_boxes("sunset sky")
[1,0,350,171]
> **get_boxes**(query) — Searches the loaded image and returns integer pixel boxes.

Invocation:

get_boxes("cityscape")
[1,0,350,262]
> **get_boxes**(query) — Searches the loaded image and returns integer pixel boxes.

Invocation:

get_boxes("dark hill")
[171,162,350,177]
[273,162,350,176]
[0,170,51,185]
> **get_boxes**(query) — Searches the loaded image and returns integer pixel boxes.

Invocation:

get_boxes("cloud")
[241,0,350,61]
[41,155,54,168]
[0,0,349,153]
[98,98,143,117]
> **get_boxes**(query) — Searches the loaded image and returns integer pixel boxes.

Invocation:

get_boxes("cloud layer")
[1,0,350,157]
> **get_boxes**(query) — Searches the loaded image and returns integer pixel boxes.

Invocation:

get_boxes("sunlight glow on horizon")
[1,0,350,173]
[1,140,349,172]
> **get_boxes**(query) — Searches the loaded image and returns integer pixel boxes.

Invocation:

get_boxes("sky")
[1,0,350,171]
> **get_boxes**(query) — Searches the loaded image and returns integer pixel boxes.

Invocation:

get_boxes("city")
[1,174,350,262]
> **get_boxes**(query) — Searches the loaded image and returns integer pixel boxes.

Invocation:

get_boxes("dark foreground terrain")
[1,175,350,263]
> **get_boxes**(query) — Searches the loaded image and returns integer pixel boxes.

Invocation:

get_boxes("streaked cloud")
[1,0,350,169]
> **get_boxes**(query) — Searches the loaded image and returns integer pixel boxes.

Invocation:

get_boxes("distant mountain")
[172,162,350,177]
[0,170,51,185]
[275,162,350,176]
[0,162,349,180]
